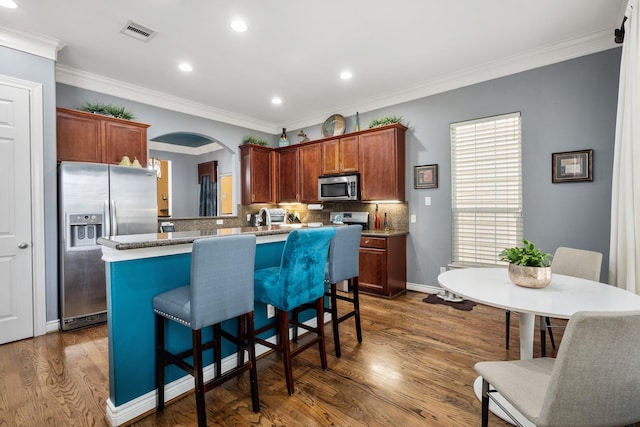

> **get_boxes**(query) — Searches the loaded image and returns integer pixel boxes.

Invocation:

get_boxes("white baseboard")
[106,314,330,426]
[46,320,60,333]
[406,281,441,294]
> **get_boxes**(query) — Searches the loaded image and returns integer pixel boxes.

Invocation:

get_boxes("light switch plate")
[424,196,431,206]
[410,214,417,223]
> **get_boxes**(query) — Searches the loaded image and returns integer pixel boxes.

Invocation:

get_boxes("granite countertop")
[361,229,409,237]
[98,225,303,250]
[98,224,410,250]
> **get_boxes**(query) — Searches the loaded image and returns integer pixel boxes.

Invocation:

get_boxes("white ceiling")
[0,0,626,133]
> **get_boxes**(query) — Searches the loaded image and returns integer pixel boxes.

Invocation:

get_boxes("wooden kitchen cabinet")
[359,234,407,298]
[299,143,323,202]
[56,107,149,167]
[277,146,299,202]
[322,135,359,175]
[358,124,406,201]
[240,144,275,204]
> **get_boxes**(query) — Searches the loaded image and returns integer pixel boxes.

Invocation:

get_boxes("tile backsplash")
[161,202,408,232]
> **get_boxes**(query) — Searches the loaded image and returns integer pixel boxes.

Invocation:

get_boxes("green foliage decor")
[499,238,551,267]
[367,115,404,128]
[242,135,269,146]
[80,102,135,120]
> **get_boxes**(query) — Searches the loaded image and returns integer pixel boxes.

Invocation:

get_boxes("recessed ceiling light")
[178,62,193,72]
[0,0,18,8]
[231,20,248,32]
[271,97,282,105]
[340,70,353,80]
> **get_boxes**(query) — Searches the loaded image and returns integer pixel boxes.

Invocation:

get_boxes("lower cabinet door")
[359,248,387,295]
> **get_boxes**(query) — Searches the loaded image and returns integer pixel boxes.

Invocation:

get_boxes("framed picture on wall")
[552,149,593,183]
[414,164,438,189]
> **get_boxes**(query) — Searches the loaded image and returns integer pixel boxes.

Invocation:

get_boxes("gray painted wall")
[376,48,619,286]
[0,45,58,321]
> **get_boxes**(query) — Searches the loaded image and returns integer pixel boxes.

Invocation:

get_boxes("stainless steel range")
[330,211,369,230]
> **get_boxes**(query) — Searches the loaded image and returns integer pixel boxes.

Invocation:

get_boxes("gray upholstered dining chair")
[505,246,603,355]
[477,310,640,427]
[154,235,259,427]
[540,246,603,355]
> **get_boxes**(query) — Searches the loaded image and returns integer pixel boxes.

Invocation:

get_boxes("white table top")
[438,267,640,319]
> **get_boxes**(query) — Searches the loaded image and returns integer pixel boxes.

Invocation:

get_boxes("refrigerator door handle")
[104,200,110,237]
[111,200,118,236]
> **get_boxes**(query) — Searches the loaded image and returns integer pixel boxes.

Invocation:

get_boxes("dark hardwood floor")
[0,291,566,426]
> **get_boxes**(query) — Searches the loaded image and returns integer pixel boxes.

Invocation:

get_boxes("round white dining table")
[438,267,640,359]
[438,267,640,426]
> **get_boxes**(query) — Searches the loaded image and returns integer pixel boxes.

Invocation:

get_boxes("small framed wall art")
[551,149,593,183]
[414,164,438,189]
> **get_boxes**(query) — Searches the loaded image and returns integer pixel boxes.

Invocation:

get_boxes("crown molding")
[283,29,619,131]
[8,23,616,134]
[55,65,279,134]
[0,24,64,60]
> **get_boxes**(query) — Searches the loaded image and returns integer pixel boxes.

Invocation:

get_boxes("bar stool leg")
[316,297,328,370]
[330,282,341,357]
[352,278,363,343]
[278,309,295,395]
[246,312,260,412]
[291,308,300,343]
[192,329,207,427]
[213,324,222,378]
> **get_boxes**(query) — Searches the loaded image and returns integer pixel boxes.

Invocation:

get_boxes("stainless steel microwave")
[318,173,360,201]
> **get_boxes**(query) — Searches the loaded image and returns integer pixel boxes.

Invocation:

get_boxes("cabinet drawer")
[360,237,386,249]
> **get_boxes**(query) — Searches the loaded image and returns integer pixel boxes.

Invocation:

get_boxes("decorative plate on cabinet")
[321,114,346,137]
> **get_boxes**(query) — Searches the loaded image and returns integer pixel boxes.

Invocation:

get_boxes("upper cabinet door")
[299,143,323,203]
[240,144,274,204]
[57,110,104,163]
[104,121,149,167]
[339,135,359,172]
[277,146,299,202]
[358,126,406,201]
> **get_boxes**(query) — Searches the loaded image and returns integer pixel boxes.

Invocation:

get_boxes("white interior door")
[0,82,34,344]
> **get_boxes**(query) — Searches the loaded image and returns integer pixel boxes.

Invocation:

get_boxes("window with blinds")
[450,112,523,267]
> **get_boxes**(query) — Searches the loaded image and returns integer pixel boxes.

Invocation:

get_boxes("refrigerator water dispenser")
[67,213,103,250]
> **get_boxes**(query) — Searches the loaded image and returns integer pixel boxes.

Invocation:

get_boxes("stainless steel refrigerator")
[58,161,158,330]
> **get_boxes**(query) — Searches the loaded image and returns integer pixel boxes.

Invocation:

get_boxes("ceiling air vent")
[121,21,157,42]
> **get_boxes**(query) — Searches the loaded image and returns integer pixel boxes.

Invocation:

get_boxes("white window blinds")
[450,112,523,267]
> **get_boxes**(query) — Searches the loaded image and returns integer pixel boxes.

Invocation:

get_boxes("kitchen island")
[98,225,321,426]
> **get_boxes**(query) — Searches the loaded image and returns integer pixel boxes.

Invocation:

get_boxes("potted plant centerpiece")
[499,239,553,288]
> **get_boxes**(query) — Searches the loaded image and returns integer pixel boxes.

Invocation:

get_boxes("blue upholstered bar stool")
[253,227,336,395]
[325,225,363,357]
[293,225,363,357]
[153,235,259,427]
